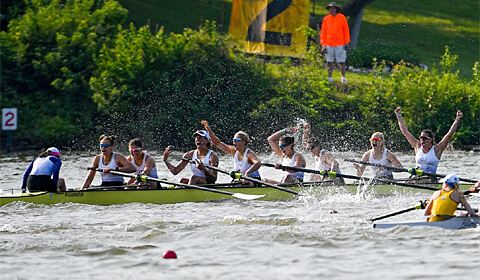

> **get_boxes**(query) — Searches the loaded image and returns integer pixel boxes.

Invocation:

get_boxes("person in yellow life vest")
[424,174,476,222]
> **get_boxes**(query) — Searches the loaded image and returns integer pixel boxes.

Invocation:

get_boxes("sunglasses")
[233,138,244,142]
[279,143,291,149]
[419,136,432,140]
[130,148,142,153]
[370,137,382,142]
[100,143,112,148]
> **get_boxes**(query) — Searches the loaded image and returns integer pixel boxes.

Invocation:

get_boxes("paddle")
[370,200,428,222]
[181,158,299,195]
[263,163,442,192]
[345,159,477,183]
[87,167,266,200]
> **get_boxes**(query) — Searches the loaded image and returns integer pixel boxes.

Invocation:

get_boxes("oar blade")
[232,193,267,200]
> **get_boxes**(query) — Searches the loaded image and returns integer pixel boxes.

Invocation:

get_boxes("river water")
[1,150,479,279]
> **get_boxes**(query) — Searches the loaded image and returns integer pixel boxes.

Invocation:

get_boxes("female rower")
[163,130,219,184]
[395,107,462,182]
[302,124,344,184]
[22,147,66,192]
[424,174,476,221]
[267,127,306,183]
[353,132,402,180]
[82,135,136,189]
[202,120,261,186]
[126,138,159,189]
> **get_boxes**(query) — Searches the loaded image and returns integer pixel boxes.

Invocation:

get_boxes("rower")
[202,120,262,187]
[163,130,219,185]
[353,132,402,180]
[395,107,462,183]
[82,135,136,189]
[302,124,344,185]
[424,174,476,222]
[127,138,159,189]
[267,127,306,184]
[22,147,66,193]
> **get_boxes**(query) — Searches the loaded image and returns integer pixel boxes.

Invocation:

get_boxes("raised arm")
[164,148,190,175]
[201,120,235,154]
[395,107,421,151]
[302,124,313,148]
[268,127,297,157]
[435,110,462,158]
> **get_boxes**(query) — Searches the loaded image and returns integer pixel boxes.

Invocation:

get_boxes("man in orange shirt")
[320,2,350,84]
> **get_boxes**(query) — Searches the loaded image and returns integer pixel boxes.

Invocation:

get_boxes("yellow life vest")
[429,189,458,222]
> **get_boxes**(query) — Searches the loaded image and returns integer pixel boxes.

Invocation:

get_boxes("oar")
[87,168,266,200]
[370,200,428,222]
[345,159,477,183]
[181,158,299,195]
[263,163,442,192]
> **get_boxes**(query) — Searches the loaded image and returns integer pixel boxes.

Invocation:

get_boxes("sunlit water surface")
[1,150,479,279]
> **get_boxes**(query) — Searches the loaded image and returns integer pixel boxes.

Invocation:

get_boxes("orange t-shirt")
[320,13,350,47]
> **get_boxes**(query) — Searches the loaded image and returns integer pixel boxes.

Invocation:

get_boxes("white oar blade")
[232,193,267,200]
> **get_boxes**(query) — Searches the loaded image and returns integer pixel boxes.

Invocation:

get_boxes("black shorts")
[27,175,56,192]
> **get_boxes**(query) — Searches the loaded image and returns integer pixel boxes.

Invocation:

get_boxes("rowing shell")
[373,216,480,230]
[0,184,300,206]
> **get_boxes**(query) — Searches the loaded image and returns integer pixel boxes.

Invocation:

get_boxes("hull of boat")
[0,186,298,206]
[373,216,480,230]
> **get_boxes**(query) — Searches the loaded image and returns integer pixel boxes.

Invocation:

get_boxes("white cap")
[192,130,210,141]
[47,147,60,156]
[440,174,460,186]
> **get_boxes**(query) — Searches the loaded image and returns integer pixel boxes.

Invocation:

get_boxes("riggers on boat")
[373,216,480,230]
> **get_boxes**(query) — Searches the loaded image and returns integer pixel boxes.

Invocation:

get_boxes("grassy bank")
[118,0,479,78]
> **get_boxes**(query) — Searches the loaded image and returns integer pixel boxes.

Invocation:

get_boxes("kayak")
[373,216,480,230]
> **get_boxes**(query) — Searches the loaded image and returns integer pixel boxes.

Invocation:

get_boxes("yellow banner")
[229,0,310,57]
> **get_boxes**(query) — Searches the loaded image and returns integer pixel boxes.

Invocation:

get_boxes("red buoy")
[329,210,338,214]
[163,250,177,259]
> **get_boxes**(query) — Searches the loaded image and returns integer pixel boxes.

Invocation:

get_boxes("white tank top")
[416,146,439,173]
[99,153,124,183]
[191,150,213,178]
[130,153,158,178]
[315,149,341,174]
[282,152,304,180]
[30,156,55,175]
[233,148,260,177]
[369,148,393,178]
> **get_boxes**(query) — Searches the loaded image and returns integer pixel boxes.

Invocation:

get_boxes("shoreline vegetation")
[1,0,479,153]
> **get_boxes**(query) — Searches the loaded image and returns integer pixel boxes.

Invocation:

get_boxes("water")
[1,150,480,279]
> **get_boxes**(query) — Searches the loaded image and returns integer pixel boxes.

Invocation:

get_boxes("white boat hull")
[374,216,480,230]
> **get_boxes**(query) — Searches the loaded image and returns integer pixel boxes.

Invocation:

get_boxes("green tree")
[1,0,127,147]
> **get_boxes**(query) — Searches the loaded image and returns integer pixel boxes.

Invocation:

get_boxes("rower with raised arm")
[163,130,219,185]
[302,124,344,185]
[424,174,476,221]
[395,107,462,183]
[126,138,159,189]
[267,127,306,183]
[353,132,402,180]
[202,120,262,186]
[82,135,136,189]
